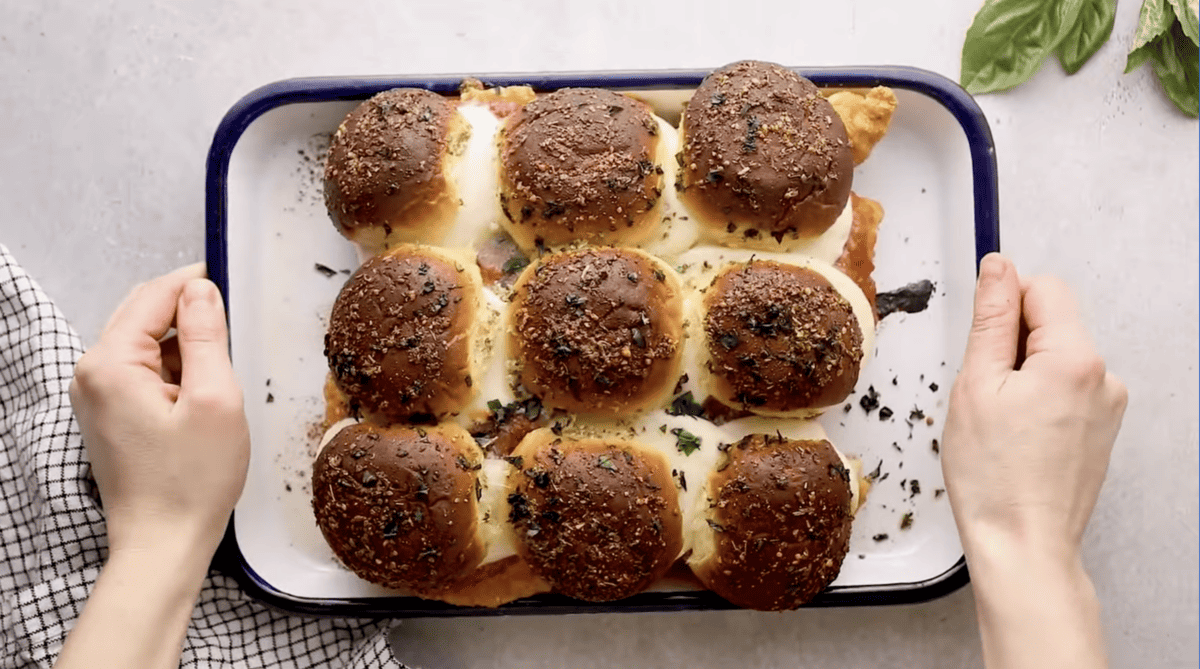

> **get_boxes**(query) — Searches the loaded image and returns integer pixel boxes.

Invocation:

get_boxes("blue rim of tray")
[206,65,999,617]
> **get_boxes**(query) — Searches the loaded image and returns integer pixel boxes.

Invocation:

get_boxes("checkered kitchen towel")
[0,245,406,668]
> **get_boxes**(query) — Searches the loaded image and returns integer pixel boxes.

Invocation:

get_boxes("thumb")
[175,278,236,399]
[963,253,1022,378]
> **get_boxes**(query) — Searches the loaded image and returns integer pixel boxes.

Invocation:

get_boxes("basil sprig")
[961,0,1092,94]
[961,0,1198,117]
[1126,0,1199,116]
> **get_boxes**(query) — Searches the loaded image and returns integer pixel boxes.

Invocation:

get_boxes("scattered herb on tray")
[859,385,880,414]
[876,281,936,319]
[867,460,884,482]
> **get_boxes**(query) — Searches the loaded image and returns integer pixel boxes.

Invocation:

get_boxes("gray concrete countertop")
[2,1,1196,667]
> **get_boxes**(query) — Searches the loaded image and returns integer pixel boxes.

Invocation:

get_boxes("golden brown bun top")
[499,88,664,247]
[703,260,863,412]
[680,61,853,239]
[324,245,478,422]
[507,431,683,602]
[310,422,486,591]
[700,434,852,610]
[510,247,682,415]
[324,88,457,239]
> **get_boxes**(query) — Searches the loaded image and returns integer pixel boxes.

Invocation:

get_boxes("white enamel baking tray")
[206,66,999,616]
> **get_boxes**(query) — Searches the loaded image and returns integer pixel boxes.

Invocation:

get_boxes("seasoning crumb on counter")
[266,393,274,403]
[900,512,913,530]
[879,406,893,421]
[872,533,889,542]
[314,263,338,278]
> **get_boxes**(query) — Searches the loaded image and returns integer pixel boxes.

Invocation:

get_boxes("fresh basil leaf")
[1058,0,1117,74]
[1151,21,1200,116]
[1126,40,1159,73]
[1166,0,1200,44]
[961,0,1089,94]
[1132,0,1175,54]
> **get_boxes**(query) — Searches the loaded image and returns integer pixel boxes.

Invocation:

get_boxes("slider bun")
[324,244,483,423]
[310,422,487,592]
[505,428,684,602]
[416,554,551,608]
[324,88,469,252]
[678,61,853,248]
[688,432,853,611]
[509,247,684,416]
[699,258,867,417]
[498,88,667,251]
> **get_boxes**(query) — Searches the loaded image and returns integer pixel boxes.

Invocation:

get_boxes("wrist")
[957,508,1080,577]
[57,518,215,669]
[105,514,223,586]
[966,529,1092,600]
[964,526,1106,669]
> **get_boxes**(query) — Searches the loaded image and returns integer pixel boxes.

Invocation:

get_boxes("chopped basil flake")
[671,427,701,456]
[666,391,704,417]
[502,256,530,274]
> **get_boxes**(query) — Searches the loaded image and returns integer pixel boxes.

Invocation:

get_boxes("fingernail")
[979,253,1006,284]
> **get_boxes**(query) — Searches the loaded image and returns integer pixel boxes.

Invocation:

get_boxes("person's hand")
[58,265,250,669]
[943,252,1127,559]
[69,264,250,560]
[943,252,1127,669]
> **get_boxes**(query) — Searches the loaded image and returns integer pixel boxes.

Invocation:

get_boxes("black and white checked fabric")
[0,246,407,668]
